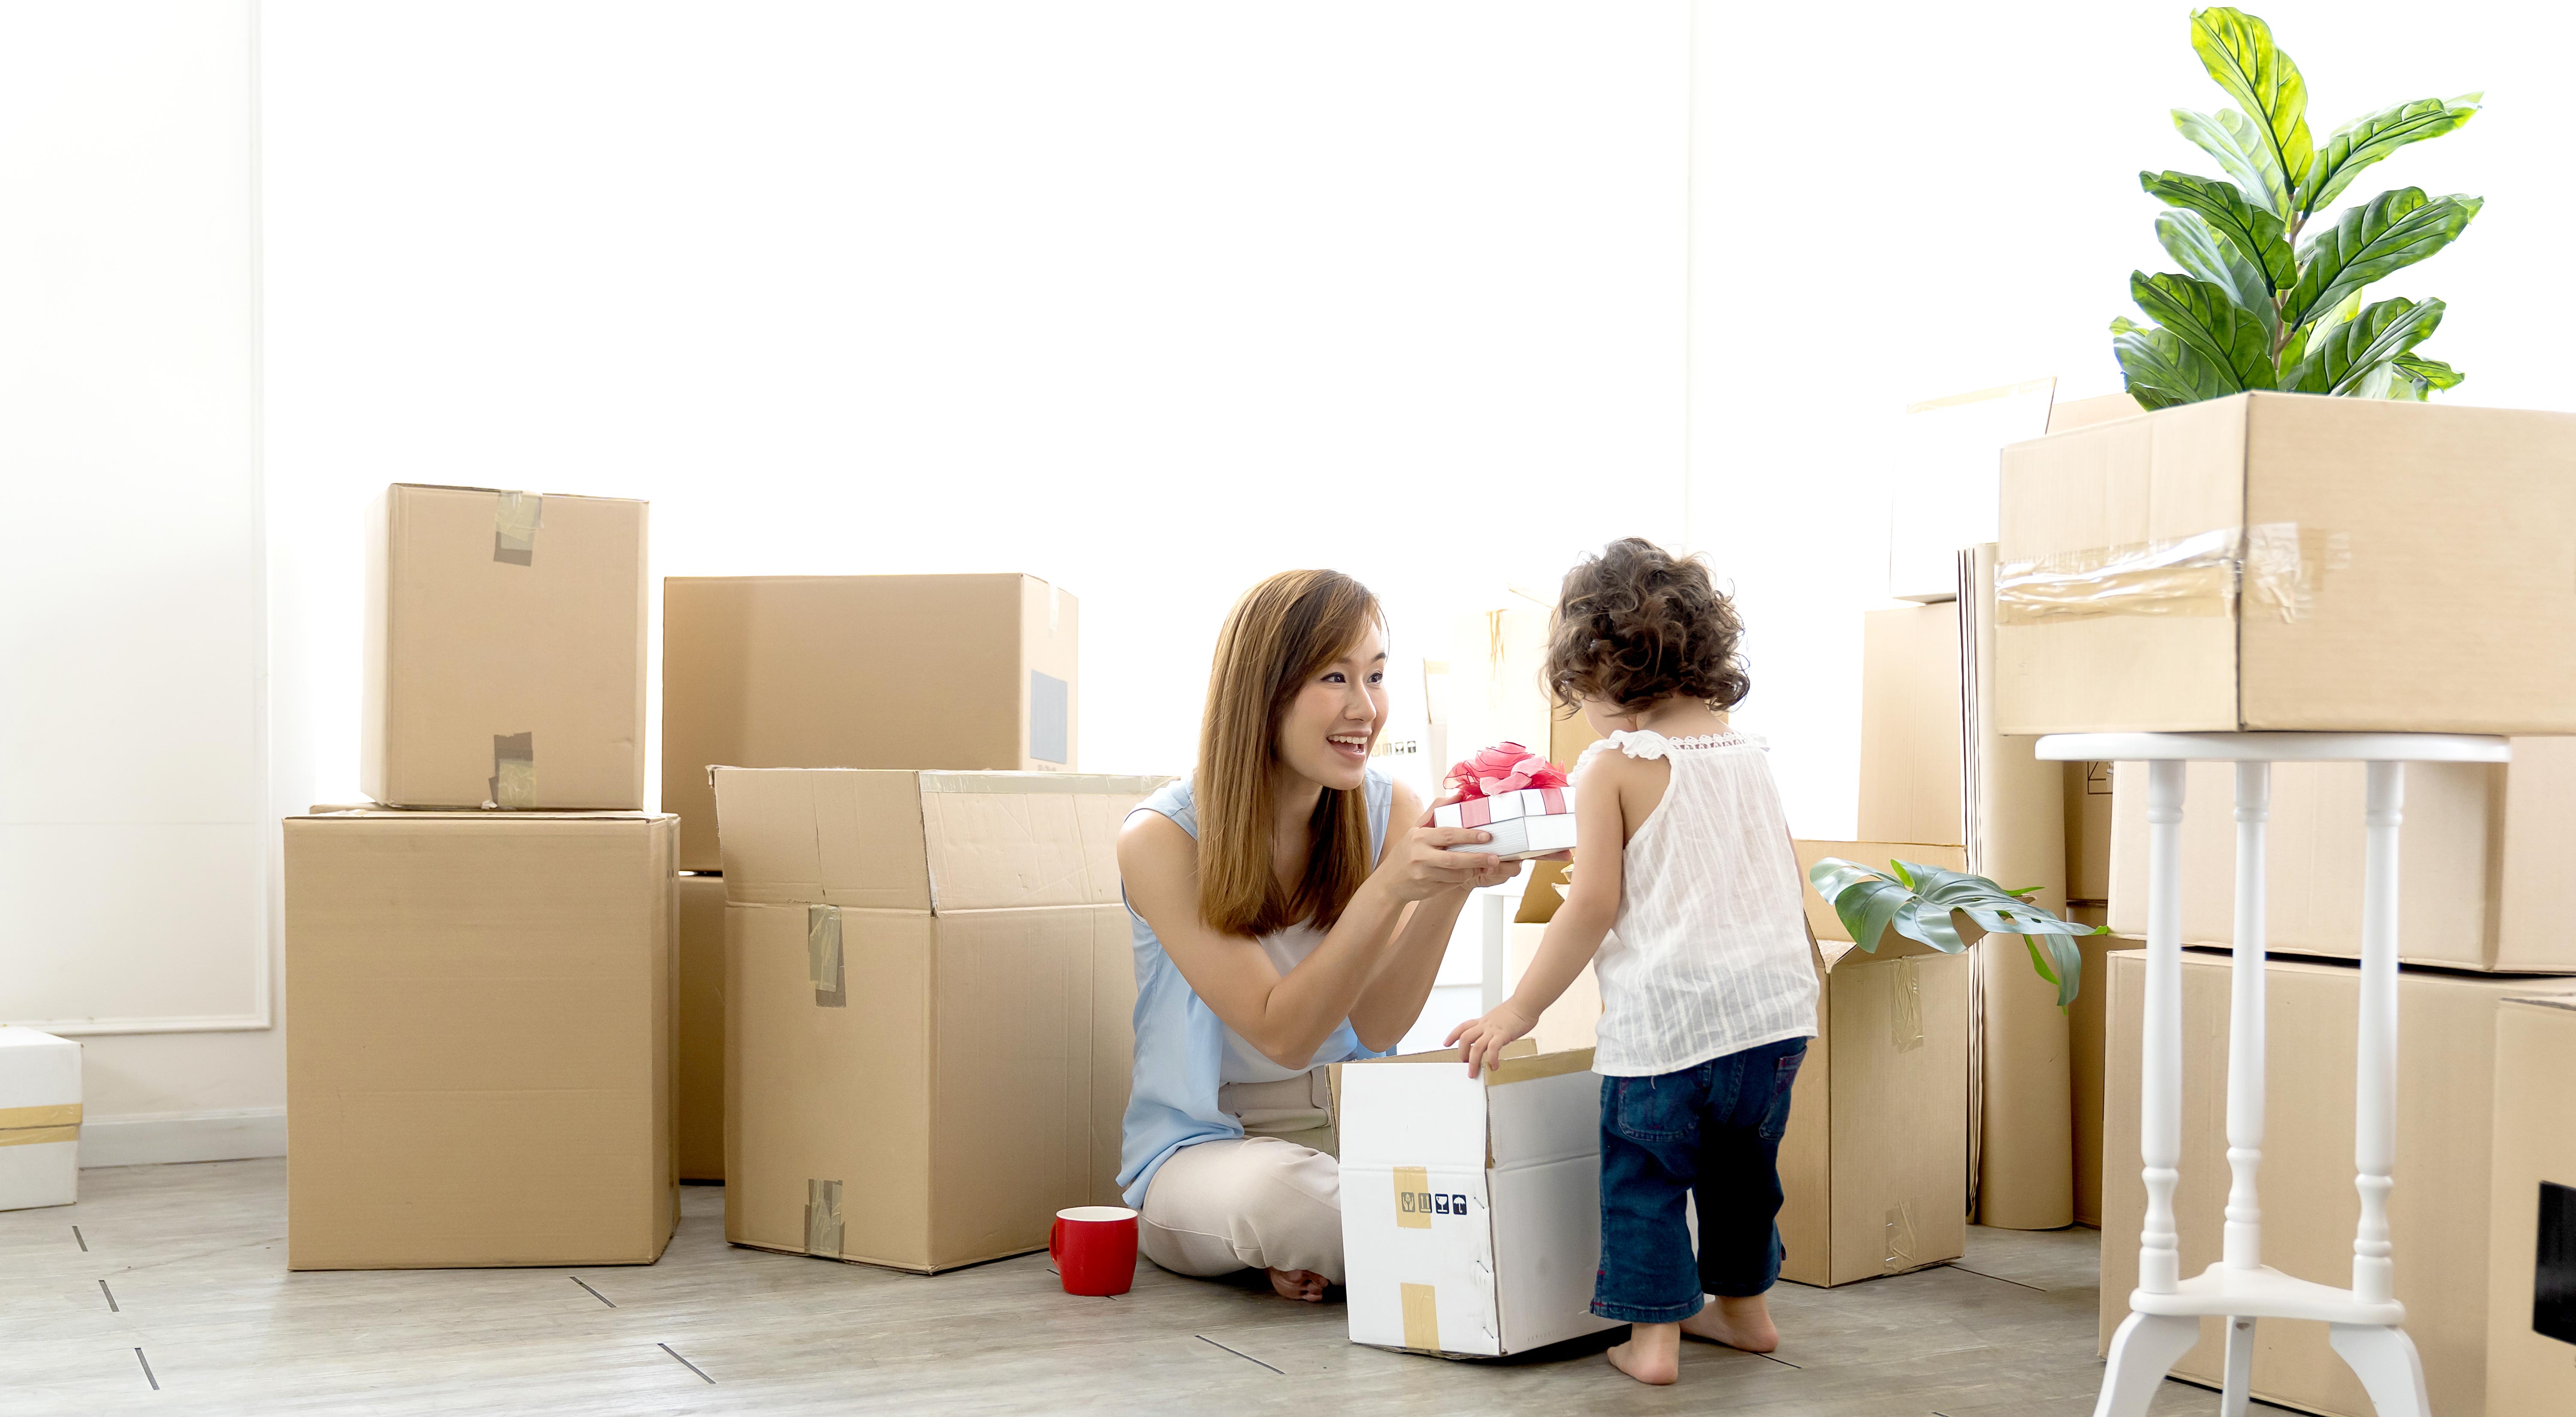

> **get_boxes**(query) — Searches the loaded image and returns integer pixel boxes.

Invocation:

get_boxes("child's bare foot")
[1607,1321,1680,1384]
[1680,1293,1778,1353]
[1267,1267,1326,1302]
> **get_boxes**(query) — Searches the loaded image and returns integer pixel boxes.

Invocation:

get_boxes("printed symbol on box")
[1394,1167,1431,1229]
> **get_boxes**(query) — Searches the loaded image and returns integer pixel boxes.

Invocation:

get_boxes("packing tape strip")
[493,490,542,565]
[1889,955,1923,1054]
[1399,1282,1440,1351]
[0,1103,81,1130]
[0,1125,78,1148]
[1883,1199,1920,1272]
[805,1178,844,1258]
[1994,523,2327,626]
[807,904,847,1008]
[490,733,536,810]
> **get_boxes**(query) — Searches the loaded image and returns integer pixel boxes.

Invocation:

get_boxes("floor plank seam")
[1944,1264,2047,1293]
[134,1347,158,1391]
[98,1279,119,1313]
[570,1275,617,1308]
[1194,1335,1285,1375]
[658,1341,717,1384]
[72,1225,87,1252]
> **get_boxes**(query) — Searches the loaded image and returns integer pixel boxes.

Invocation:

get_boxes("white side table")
[2035,732,2512,1417]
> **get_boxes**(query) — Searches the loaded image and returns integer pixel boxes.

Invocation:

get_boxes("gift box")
[1433,741,1576,861]
[1431,787,1577,860]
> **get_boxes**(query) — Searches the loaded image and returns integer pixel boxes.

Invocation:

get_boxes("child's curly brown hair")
[1544,537,1750,712]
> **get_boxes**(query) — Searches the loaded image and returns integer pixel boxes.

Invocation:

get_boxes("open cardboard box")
[1334,1044,1617,1358]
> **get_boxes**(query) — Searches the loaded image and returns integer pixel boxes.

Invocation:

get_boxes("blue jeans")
[1591,1036,1809,1323]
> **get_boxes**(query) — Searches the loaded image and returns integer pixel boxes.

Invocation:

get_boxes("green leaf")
[2190,7,2314,196]
[1891,897,1968,954]
[2174,107,2294,219]
[2280,286,2363,371]
[2283,188,2480,331]
[2141,170,2295,287]
[2300,94,2481,218]
[2023,935,2060,986]
[2131,271,2276,390]
[2284,296,2445,395]
[1808,858,1908,954]
[2391,353,2464,397]
[2156,209,2278,338]
[2111,321,2239,409]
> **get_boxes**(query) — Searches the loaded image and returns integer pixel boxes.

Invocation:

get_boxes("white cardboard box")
[1338,1047,1615,1357]
[0,1027,81,1211]
[1431,787,1577,861]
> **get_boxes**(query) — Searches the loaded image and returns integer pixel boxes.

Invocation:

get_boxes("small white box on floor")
[1337,1047,1614,1357]
[1430,787,1577,861]
[0,1027,81,1210]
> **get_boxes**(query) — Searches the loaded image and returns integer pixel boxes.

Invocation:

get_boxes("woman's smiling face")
[1272,620,1387,792]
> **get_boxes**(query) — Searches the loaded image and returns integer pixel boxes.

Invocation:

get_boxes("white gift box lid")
[1430,785,1575,830]
[0,1028,81,1111]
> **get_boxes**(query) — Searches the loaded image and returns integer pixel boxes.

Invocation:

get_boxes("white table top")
[2033,731,2512,764]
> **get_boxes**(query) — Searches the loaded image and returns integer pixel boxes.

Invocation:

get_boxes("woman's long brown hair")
[1194,570,1383,938]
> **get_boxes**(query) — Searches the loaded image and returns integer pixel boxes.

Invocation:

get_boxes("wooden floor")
[5,1160,2290,1415]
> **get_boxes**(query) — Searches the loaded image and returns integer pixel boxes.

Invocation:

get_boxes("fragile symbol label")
[1392,1168,1467,1227]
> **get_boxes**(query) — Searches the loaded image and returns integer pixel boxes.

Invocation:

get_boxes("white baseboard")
[80,1108,287,1168]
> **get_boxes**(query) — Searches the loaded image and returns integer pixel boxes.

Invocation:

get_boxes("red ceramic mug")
[1050,1205,1138,1296]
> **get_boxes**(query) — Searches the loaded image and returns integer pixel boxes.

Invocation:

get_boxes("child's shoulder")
[1574,732,1667,783]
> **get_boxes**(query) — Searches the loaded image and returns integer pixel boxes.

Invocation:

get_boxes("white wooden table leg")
[2330,1323,2430,1417]
[2093,1311,2202,1417]
[2353,761,2402,1308]
[2139,759,2186,1294]
[2221,1315,2255,1417]
[2224,761,2268,1274]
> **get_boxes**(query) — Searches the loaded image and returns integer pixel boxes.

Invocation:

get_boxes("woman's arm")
[1345,780,1492,1052]
[1118,792,1511,1069]
[1446,750,1633,1075]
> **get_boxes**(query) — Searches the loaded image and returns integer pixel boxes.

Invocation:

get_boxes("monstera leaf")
[2111,10,2477,405]
[1807,857,2103,1010]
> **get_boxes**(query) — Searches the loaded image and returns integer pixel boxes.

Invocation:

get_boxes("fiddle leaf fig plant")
[2113,8,2481,407]
[1807,857,2105,1010]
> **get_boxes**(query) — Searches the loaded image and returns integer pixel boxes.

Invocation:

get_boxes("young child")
[1446,536,1820,1387]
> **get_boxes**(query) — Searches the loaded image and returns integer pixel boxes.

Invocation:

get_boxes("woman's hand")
[1445,1002,1537,1078]
[1373,803,1518,904]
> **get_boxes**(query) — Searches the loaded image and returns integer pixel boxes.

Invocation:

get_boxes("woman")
[1117,569,1518,1301]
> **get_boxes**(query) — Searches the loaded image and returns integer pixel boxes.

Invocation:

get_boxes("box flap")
[1338,1061,1492,1171]
[917,772,1167,911]
[1483,1061,1595,1170]
[711,768,933,909]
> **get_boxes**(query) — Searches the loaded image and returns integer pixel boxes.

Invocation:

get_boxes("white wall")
[261,2,1695,814]
[1692,0,2576,839]
[0,1,287,1162]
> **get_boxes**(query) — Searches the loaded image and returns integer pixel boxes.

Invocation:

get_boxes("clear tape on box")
[1993,523,2330,626]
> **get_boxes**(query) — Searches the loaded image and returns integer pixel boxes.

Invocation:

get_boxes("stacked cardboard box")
[284,809,678,1269]
[289,483,674,1269]
[1780,840,1971,1286]
[2102,950,2537,1417]
[710,766,1159,1272]
[2487,994,2576,1414]
[363,484,649,810]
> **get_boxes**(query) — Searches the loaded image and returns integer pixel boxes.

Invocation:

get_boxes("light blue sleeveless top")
[1117,769,1395,1205]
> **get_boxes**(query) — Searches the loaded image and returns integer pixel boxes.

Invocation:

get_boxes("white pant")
[1137,1136,1344,1283]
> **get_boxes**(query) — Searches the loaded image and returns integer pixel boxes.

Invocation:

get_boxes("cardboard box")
[711,767,1159,1272]
[2065,761,2113,905]
[362,483,648,809]
[663,575,1079,871]
[1857,603,1966,847]
[1778,849,1972,1286]
[1996,392,2576,735]
[676,873,726,1181]
[284,809,678,1269]
[1431,786,1575,860]
[2102,949,2534,1415]
[1504,922,1599,1053]
[2107,741,2576,973]
[2045,391,2144,434]
[0,1027,80,1211]
[2486,994,2576,1415]
[2065,911,2134,1228]
[1338,1047,1618,1356]
[1777,934,1970,1286]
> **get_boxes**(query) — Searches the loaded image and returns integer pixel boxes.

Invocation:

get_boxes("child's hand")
[1443,1003,1537,1078]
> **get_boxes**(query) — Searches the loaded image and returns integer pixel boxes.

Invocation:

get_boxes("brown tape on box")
[0,1126,78,1148]
[1400,1282,1440,1351]
[492,490,541,565]
[806,905,846,1008]
[0,1103,81,1130]
[805,1179,844,1258]
[1393,1167,1431,1230]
